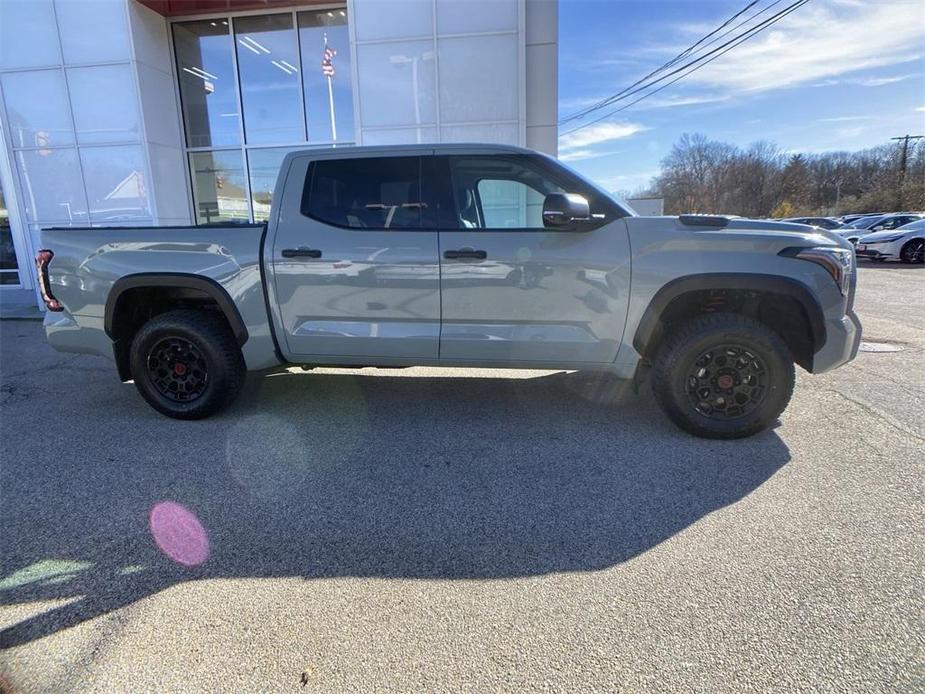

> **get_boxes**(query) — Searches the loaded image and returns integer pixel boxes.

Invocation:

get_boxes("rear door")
[430,152,631,364]
[270,151,440,359]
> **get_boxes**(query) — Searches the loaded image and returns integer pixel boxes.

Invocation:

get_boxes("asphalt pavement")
[1,262,923,692]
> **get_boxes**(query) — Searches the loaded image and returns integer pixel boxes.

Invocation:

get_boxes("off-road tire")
[900,238,924,264]
[130,309,246,419]
[651,313,795,439]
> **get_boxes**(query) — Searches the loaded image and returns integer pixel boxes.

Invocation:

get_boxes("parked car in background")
[782,216,845,230]
[855,218,925,264]
[37,144,861,439]
[834,213,925,244]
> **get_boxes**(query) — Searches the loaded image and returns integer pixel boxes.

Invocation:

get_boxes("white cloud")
[682,1,925,93]
[818,115,878,123]
[857,73,916,87]
[916,106,925,112]
[558,122,647,158]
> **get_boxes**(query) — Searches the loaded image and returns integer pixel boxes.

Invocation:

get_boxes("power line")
[559,0,765,125]
[560,0,811,139]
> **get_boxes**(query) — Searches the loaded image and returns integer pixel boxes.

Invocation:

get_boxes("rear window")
[302,156,423,229]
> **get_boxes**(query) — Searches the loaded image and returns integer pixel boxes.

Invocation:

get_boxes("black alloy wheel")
[685,345,768,419]
[900,239,924,264]
[146,337,209,403]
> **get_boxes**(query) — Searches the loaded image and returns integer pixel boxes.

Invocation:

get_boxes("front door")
[433,153,631,364]
[272,153,440,359]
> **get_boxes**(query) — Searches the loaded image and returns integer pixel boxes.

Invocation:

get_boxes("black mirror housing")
[543,193,591,229]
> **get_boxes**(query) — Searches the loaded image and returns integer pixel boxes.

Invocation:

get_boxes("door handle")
[281,248,322,259]
[444,249,487,260]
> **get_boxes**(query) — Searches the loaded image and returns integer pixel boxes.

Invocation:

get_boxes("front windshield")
[849,215,884,228]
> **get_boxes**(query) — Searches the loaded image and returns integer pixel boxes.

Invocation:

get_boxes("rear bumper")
[44,310,113,361]
[811,309,862,373]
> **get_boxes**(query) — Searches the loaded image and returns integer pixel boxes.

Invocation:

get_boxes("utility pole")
[890,134,924,209]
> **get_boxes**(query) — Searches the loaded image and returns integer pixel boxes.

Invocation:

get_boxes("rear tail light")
[35,249,63,312]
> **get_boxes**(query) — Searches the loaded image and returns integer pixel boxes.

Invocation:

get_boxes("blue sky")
[557,0,925,193]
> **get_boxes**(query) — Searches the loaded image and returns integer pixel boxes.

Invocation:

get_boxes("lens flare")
[149,501,209,567]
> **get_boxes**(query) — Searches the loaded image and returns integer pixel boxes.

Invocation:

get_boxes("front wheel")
[651,314,795,439]
[130,310,246,419]
[900,238,924,264]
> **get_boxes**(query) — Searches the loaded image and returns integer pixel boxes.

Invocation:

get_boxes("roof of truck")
[287,142,540,157]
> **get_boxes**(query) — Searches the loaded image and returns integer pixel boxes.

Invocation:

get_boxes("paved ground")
[1,262,922,693]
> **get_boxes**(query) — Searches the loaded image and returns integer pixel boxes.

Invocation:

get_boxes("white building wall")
[0,0,192,306]
[349,0,556,154]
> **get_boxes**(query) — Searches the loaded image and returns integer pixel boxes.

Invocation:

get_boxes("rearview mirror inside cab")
[542,193,591,229]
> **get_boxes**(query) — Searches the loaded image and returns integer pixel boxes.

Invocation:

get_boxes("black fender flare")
[632,273,826,358]
[105,273,249,346]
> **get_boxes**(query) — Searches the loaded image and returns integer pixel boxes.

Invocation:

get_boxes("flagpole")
[324,33,337,142]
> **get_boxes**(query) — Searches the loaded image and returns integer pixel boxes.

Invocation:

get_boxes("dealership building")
[0,0,557,309]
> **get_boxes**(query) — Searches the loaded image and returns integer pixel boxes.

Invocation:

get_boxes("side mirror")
[871,225,884,231]
[543,193,591,229]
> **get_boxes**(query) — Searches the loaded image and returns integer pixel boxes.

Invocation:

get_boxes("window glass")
[80,145,150,222]
[303,157,422,229]
[447,156,567,230]
[15,148,88,223]
[67,65,140,145]
[298,9,354,143]
[189,150,249,224]
[0,0,60,69]
[55,0,131,64]
[445,155,615,231]
[1,70,74,148]
[173,20,241,148]
[0,179,20,284]
[247,147,303,221]
[234,14,304,145]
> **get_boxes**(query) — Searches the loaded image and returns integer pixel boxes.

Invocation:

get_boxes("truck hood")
[629,215,851,250]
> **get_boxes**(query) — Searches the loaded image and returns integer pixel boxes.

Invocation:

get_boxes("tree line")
[638,133,925,218]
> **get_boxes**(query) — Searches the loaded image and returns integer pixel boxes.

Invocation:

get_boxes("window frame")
[300,155,428,232]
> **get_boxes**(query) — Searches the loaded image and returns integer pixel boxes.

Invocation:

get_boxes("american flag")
[322,43,336,78]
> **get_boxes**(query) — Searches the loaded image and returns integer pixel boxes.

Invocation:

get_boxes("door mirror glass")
[542,193,590,228]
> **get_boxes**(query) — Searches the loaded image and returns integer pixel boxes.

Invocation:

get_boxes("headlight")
[780,246,853,296]
[865,235,902,244]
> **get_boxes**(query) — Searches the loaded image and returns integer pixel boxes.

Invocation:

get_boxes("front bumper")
[855,243,895,259]
[812,309,862,373]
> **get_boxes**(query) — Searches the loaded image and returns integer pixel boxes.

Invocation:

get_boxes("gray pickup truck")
[38,144,861,438]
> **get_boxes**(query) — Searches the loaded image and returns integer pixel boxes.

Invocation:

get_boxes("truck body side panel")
[41,226,281,371]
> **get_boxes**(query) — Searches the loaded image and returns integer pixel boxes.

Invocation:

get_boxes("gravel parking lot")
[1,262,922,693]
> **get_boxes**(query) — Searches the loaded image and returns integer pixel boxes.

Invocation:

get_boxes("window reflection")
[298,9,353,142]
[234,14,304,145]
[0,70,74,148]
[247,147,302,221]
[15,148,88,223]
[173,20,241,148]
[0,179,20,285]
[190,150,248,224]
[80,146,150,222]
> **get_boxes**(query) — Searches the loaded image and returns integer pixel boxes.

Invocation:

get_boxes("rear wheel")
[900,238,924,264]
[651,313,795,439]
[130,310,245,419]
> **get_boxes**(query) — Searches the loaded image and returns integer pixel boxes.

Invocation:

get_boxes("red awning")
[137,0,333,18]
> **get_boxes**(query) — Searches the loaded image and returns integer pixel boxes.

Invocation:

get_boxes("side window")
[302,156,423,229]
[447,155,563,230]
[444,154,615,231]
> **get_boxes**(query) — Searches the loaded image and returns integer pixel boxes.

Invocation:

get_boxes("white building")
[0,0,558,309]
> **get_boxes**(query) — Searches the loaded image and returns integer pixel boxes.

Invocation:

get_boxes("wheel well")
[638,288,816,371]
[107,281,245,381]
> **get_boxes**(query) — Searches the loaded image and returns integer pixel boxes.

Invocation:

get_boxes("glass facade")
[0,179,20,285]
[173,8,354,224]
